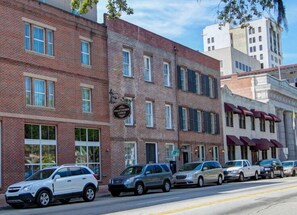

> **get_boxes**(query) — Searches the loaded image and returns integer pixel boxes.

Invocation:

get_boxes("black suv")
[256,159,284,179]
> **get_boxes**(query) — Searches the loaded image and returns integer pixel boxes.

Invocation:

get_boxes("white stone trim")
[80,83,94,89]
[22,17,56,31]
[79,36,93,43]
[23,72,57,82]
[0,112,110,126]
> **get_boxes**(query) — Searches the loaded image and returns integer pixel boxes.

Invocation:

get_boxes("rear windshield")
[120,166,144,176]
[282,161,293,167]
[223,161,242,168]
[179,163,202,171]
[26,168,57,181]
[256,160,271,166]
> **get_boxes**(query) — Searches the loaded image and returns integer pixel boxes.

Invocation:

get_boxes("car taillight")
[93,173,99,180]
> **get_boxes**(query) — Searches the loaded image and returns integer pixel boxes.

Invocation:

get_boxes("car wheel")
[83,186,96,202]
[110,191,121,197]
[270,171,274,179]
[254,171,259,180]
[217,175,223,185]
[134,182,145,195]
[293,170,296,176]
[36,190,51,207]
[9,203,25,209]
[280,170,284,178]
[59,198,71,204]
[197,177,204,187]
[238,173,244,182]
[162,180,171,192]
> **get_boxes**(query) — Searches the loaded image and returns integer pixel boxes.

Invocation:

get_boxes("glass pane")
[88,129,94,142]
[81,128,86,141]
[41,125,49,139]
[42,145,56,165]
[25,144,40,164]
[32,125,40,139]
[25,124,31,139]
[75,146,87,163]
[88,146,100,162]
[48,126,56,140]
[88,163,100,178]
[24,23,30,50]
[75,128,80,141]
[93,129,99,142]
[25,165,40,179]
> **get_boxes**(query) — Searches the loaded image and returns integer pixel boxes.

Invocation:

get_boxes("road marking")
[135,197,180,206]
[150,185,297,215]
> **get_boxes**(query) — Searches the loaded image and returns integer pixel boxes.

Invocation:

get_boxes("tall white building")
[203,17,283,70]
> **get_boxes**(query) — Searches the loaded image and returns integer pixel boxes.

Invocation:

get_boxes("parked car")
[256,159,284,179]
[223,160,260,181]
[282,160,297,176]
[173,161,224,187]
[108,163,173,197]
[5,165,99,209]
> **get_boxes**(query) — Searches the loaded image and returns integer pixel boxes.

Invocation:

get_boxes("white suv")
[5,165,98,208]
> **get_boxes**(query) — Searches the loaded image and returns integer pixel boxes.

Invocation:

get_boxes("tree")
[70,0,287,29]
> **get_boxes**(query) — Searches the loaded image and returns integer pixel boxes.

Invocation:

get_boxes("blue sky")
[97,0,296,66]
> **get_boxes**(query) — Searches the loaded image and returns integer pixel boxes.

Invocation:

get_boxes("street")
[1,177,297,215]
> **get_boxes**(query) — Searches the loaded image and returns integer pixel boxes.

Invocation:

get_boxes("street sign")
[171,149,180,157]
[113,103,131,119]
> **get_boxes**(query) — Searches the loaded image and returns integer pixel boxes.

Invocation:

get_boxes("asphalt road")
[1,177,297,215]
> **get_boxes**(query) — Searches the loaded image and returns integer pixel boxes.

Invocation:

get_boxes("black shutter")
[214,78,218,99]
[189,108,194,131]
[177,65,182,89]
[203,111,208,133]
[193,71,197,93]
[187,69,192,93]
[193,110,198,131]
[206,76,210,97]
[201,74,207,96]
[178,106,183,130]
[216,113,220,134]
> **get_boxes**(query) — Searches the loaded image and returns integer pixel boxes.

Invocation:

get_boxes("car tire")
[254,171,259,180]
[270,171,274,179]
[83,186,96,202]
[134,182,145,195]
[162,180,171,192]
[59,198,71,204]
[217,175,223,185]
[9,203,25,209]
[36,190,51,207]
[239,173,244,182]
[197,177,204,187]
[293,170,296,176]
[280,170,284,178]
[110,191,121,197]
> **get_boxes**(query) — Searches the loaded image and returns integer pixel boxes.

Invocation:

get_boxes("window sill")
[166,128,174,131]
[82,111,93,114]
[123,75,134,79]
[81,64,92,69]
[144,80,154,84]
[25,50,55,59]
[164,85,172,88]
[26,105,55,110]
[146,126,155,129]
[125,124,135,127]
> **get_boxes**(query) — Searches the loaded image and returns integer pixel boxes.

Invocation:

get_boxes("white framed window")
[182,107,188,131]
[33,26,45,54]
[81,41,90,65]
[24,23,30,50]
[34,79,46,106]
[124,97,134,125]
[24,124,57,178]
[163,62,170,87]
[47,81,54,108]
[47,30,53,56]
[123,49,132,77]
[197,145,205,161]
[165,104,172,129]
[75,128,101,179]
[180,67,187,91]
[82,87,92,113]
[197,110,202,132]
[212,146,219,161]
[144,55,152,82]
[124,142,137,167]
[165,143,175,162]
[145,101,154,127]
[210,113,216,134]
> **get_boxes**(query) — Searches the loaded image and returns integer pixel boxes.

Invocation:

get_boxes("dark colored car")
[108,163,173,197]
[256,159,284,179]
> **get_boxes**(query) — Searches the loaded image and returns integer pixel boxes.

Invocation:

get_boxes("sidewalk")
[0,185,110,209]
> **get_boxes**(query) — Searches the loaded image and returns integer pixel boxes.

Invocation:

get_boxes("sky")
[97,0,296,66]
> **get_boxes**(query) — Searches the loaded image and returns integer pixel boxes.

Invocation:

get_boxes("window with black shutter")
[178,106,183,130]
[216,113,220,134]
[214,78,218,99]
[177,65,182,90]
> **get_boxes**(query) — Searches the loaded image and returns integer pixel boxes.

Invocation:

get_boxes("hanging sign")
[113,103,131,119]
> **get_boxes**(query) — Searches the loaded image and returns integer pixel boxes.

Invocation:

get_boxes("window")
[210,113,216,134]
[208,47,211,51]
[196,72,201,94]
[259,36,262,41]
[75,128,101,179]
[258,27,261,32]
[124,98,133,125]
[207,38,210,44]
[251,117,255,130]
[81,41,90,65]
[163,62,170,87]
[228,145,235,160]
[250,47,253,53]
[241,145,248,159]
[260,54,263,60]
[209,77,214,98]
[226,112,233,127]
[145,101,154,127]
[82,87,92,113]
[271,147,276,158]
[259,45,263,51]
[262,150,268,159]
[180,107,188,131]
[212,46,215,50]
[165,104,172,129]
[211,37,214,43]
[124,142,137,167]
[122,49,132,77]
[260,118,266,132]
[212,146,219,161]
[253,37,256,43]
[253,46,256,52]
[269,121,275,133]
[249,38,252,43]
[144,55,152,82]
[165,143,175,161]
[24,124,56,178]
[197,145,205,161]
[180,67,187,91]
[239,114,246,129]
[25,77,55,108]
[235,61,239,68]
[197,110,202,132]
[24,23,54,56]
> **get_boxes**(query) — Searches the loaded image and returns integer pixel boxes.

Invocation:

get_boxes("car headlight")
[264,168,270,171]
[22,185,33,192]
[231,170,239,174]
[187,173,198,178]
[124,177,135,185]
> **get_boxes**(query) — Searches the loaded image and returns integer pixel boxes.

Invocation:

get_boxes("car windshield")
[282,161,293,167]
[120,166,144,176]
[256,160,272,166]
[26,168,57,181]
[224,161,242,168]
[179,163,202,171]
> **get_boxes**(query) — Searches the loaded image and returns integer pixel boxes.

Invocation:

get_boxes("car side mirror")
[54,175,61,180]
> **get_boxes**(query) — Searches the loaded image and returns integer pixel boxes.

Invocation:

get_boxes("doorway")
[146,143,157,163]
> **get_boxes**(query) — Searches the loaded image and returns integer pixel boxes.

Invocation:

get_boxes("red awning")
[240,136,256,146]
[224,103,242,114]
[227,135,244,146]
[270,139,283,148]
[269,114,281,122]
[252,138,274,150]
[251,110,273,120]
[238,106,254,116]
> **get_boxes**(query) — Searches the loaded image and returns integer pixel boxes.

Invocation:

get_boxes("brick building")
[0,0,110,191]
[105,17,223,176]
